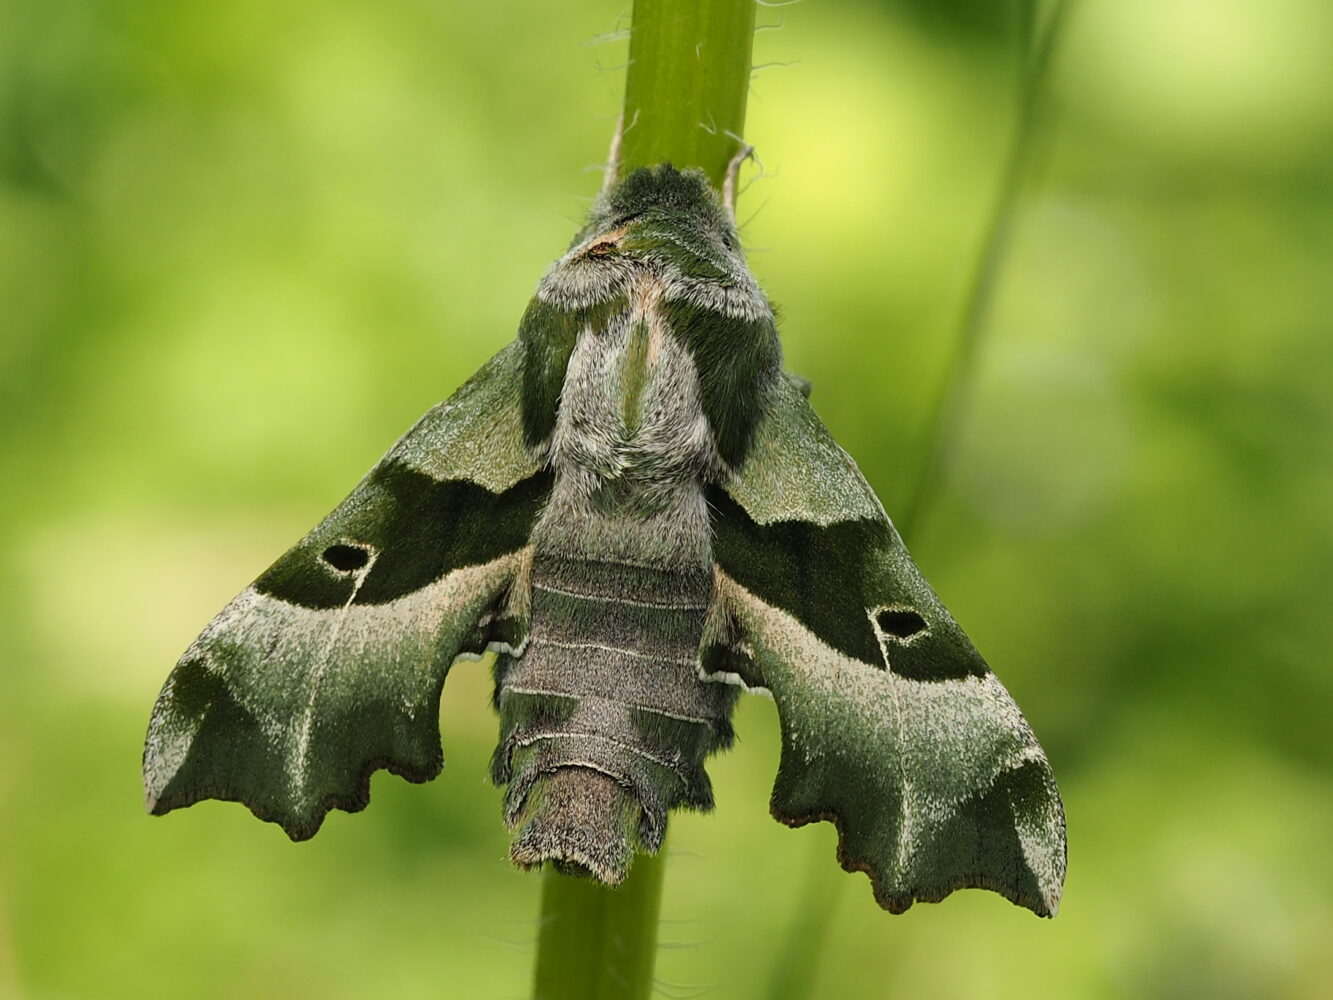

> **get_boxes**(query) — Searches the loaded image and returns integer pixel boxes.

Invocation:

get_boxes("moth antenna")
[601,113,624,198]
[600,109,640,199]
[723,141,756,225]
[725,135,771,221]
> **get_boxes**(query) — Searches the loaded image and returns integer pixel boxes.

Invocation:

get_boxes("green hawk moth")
[143,163,1066,918]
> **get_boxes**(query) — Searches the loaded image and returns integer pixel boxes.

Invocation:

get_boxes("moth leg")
[723,141,756,224]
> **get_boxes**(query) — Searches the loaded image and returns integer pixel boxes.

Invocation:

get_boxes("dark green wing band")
[712,375,1066,916]
[143,341,550,840]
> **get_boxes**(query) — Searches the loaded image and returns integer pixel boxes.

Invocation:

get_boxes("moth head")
[561,211,732,288]
[580,163,741,259]
[598,164,727,230]
[535,163,753,313]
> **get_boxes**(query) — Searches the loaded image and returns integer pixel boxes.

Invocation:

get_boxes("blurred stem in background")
[530,1,755,998]
[765,4,1076,998]
[899,0,1077,536]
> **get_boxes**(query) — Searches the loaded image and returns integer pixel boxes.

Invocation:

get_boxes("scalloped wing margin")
[710,374,1066,916]
[143,342,551,839]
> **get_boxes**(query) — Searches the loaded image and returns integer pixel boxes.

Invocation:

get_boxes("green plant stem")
[897,0,1076,538]
[532,849,666,1000]
[766,6,1076,998]
[618,0,758,188]
[531,3,755,998]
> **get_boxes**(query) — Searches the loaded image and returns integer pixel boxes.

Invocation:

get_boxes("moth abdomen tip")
[506,767,641,885]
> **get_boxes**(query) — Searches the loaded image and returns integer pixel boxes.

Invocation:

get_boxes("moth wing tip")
[1042,885,1063,918]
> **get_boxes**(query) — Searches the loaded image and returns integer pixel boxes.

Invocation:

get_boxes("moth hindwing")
[144,163,1066,917]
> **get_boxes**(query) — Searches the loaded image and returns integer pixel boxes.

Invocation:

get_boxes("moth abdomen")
[492,549,734,880]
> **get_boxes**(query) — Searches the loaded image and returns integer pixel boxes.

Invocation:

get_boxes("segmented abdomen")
[491,550,735,879]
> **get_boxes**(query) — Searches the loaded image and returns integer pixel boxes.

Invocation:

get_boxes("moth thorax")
[549,302,718,487]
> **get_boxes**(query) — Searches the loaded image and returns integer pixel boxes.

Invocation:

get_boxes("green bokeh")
[2,1,1330,997]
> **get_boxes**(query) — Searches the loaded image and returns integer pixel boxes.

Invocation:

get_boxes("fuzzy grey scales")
[144,165,1066,917]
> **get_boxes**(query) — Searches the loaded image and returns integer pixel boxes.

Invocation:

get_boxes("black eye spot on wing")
[875,607,928,642]
[322,543,371,573]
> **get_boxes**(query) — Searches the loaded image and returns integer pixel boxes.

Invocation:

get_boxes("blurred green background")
[2,1,1331,997]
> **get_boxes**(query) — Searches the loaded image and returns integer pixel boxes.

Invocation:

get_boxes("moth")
[144,161,1066,917]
